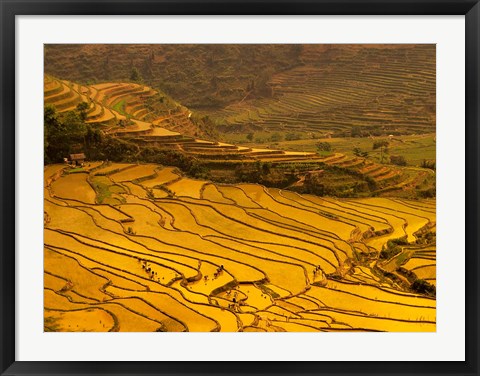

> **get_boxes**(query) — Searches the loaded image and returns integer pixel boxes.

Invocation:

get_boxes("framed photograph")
[1,1,478,375]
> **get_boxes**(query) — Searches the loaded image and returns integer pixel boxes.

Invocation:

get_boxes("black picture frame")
[1,1,479,375]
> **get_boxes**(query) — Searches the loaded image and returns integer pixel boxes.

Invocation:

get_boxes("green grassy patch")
[90,176,126,204]
[271,133,436,166]
[67,168,84,174]
[112,99,126,115]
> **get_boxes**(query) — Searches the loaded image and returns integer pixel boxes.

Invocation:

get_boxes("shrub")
[351,126,362,138]
[316,142,332,152]
[411,279,436,297]
[373,140,389,150]
[417,187,436,198]
[353,147,368,157]
[390,155,407,166]
[270,132,283,142]
[379,238,407,259]
[285,132,301,141]
[130,67,141,82]
[420,159,436,170]
[379,247,401,260]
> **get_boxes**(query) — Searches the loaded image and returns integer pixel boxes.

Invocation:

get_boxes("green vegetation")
[390,155,407,166]
[420,159,436,170]
[380,238,409,260]
[351,126,362,138]
[294,165,378,198]
[130,67,141,82]
[372,140,390,163]
[285,132,302,141]
[76,102,89,121]
[90,176,111,203]
[44,104,88,164]
[90,176,126,204]
[67,168,84,173]
[411,279,436,297]
[189,113,219,140]
[256,284,280,299]
[233,162,296,188]
[266,134,435,166]
[112,99,126,115]
[316,142,332,152]
[270,132,283,142]
[353,147,368,158]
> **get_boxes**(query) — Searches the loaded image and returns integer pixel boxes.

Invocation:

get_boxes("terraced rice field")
[44,163,436,332]
[43,75,326,163]
[44,75,434,200]
[208,45,435,136]
[44,74,207,139]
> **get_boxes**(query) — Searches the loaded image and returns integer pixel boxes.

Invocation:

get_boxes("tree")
[270,132,282,142]
[76,102,89,122]
[373,140,390,163]
[262,162,271,175]
[44,120,50,164]
[44,104,59,128]
[353,147,368,158]
[246,132,254,142]
[130,67,141,82]
[303,173,326,196]
[85,125,103,147]
[351,126,362,138]
[373,140,389,150]
[62,111,87,141]
[390,155,407,166]
[44,104,57,161]
[316,142,332,152]
[411,279,436,296]
[44,105,88,163]
[44,105,64,163]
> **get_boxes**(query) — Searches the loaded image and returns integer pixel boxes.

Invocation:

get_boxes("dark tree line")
[44,104,93,164]
[44,104,215,181]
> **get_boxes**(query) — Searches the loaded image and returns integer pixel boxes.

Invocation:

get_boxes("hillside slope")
[44,163,436,332]
[44,74,216,139]
[45,44,303,108]
[212,45,435,136]
[44,75,436,199]
[45,44,435,137]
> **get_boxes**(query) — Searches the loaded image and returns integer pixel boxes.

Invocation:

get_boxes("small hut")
[69,153,86,166]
